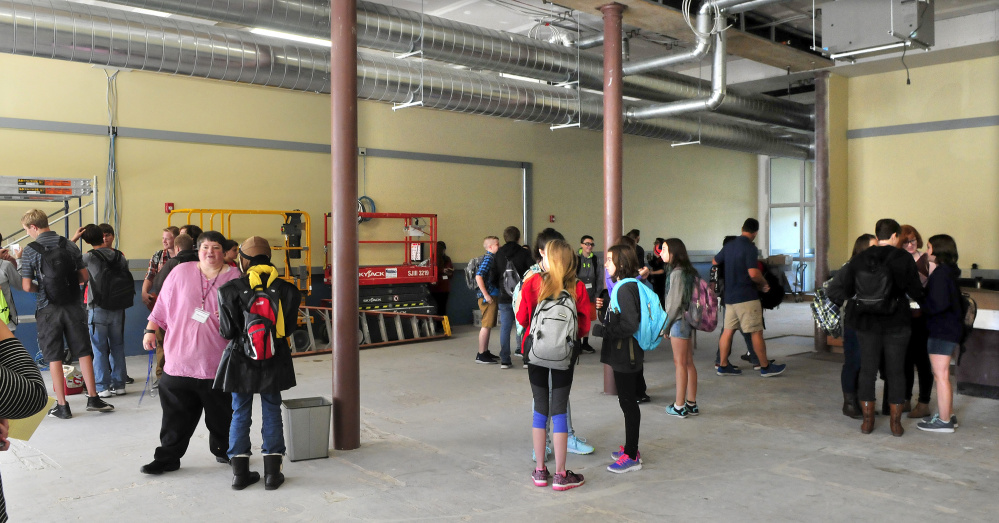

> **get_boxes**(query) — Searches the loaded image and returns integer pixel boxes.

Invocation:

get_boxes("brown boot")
[889,403,905,437]
[908,401,931,419]
[861,401,875,434]
[901,398,912,413]
[843,393,863,420]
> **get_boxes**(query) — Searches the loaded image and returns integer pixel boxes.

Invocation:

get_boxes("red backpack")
[243,284,280,361]
[683,276,719,332]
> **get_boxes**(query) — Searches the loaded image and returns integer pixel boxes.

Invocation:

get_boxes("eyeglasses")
[903,239,917,246]
[582,242,594,247]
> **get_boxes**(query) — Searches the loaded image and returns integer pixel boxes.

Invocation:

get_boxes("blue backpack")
[609,278,668,351]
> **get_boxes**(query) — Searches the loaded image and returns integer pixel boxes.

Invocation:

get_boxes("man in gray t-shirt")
[80,224,130,397]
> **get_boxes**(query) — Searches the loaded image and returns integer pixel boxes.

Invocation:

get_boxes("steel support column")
[813,71,830,353]
[601,2,625,394]
[331,0,360,449]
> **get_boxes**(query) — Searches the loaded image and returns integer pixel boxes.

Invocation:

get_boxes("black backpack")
[27,238,80,306]
[242,283,282,361]
[959,292,977,344]
[852,250,898,315]
[759,268,785,310]
[89,249,135,310]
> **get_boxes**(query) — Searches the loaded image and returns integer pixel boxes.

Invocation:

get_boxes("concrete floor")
[3,302,998,521]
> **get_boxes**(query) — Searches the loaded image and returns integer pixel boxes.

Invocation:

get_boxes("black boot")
[231,455,260,490]
[842,393,862,419]
[263,454,285,491]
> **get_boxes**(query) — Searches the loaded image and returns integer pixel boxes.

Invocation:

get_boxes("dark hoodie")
[494,241,533,304]
[831,245,925,334]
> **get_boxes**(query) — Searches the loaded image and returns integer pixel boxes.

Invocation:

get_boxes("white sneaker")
[112,387,126,396]
[98,390,112,398]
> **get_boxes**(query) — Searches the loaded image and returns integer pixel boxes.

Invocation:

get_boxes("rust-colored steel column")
[331,0,360,449]
[813,71,830,353]
[601,2,625,394]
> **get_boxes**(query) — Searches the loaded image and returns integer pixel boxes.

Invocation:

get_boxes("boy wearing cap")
[214,236,301,490]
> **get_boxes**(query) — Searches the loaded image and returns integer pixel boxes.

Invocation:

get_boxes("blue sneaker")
[665,403,688,418]
[611,445,641,461]
[685,401,699,416]
[759,362,786,377]
[607,453,642,474]
[531,445,552,462]
[716,364,742,376]
[566,434,594,455]
[917,414,955,433]
[922,414,958,428]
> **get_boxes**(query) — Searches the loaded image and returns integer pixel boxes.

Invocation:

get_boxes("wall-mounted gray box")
[822,0,934,55]
[282,397,332,462]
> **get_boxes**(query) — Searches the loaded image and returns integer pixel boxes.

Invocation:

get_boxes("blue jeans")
[88,307,126,391]
[229,392,286,457]
[498,303,518,364]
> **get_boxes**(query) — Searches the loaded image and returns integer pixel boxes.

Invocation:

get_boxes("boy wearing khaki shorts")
[474,236,501,364]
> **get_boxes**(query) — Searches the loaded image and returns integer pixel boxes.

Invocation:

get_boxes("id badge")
[192,307,210,323]
[585,283,593,289]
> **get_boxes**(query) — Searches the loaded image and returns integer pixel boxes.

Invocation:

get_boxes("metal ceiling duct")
[98,0,815,132]
[0,0,811,158]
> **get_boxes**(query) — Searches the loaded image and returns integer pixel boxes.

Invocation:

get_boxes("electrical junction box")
[822,0,934,56]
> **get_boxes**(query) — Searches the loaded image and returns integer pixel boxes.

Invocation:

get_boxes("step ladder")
[292,306,451,355]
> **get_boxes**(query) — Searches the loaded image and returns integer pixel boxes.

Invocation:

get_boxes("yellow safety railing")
[168,209,312,295]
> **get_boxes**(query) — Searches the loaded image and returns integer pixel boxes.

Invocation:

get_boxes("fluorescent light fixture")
[829,42,906,60]
[249,28,331,48]
[132,7,171,17]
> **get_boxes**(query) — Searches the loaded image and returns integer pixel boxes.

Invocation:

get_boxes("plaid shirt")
[144,249,173,281]
[811,279,843,338]
[475,251,499,299]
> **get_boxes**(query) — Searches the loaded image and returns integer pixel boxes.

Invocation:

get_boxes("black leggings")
[613,370,641,461]
[528,364,574,432]
[858,330,910,404]
[904,317,933,404]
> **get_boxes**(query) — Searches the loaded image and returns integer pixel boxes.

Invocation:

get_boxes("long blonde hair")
[537,239,578,302]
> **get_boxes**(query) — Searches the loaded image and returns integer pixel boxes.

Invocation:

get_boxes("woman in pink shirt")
[139,231,241,475]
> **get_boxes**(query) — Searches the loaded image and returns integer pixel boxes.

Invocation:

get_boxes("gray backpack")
[525,290,577,370]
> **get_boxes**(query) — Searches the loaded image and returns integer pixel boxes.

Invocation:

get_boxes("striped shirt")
[0,336,50,522]
[18,231,85,310]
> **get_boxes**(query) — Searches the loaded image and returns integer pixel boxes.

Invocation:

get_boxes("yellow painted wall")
[847,55,999,269]
[827,73,850,268]
[0,52,758,268]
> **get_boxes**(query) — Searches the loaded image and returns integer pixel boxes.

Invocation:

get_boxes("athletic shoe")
[922,414,958,428]
[740,352,753,362]
[140,459,180,475]
[532,467,551,487]
[500,362,512,369]
[917,414,955,433]
[98,389,113,398]
[665,403,688,418]
[112,387,126,396]
[552,470,585,491]
[532,445,552,462]
[716,364,742,376]
[48,403,72,419]
[610,446,641,461]
[637,394,652,404]
[483,350,500,360]
[125,376,135,384]
[566,435,594,455]
[685,401,699,416]
[86,396,114,412]
[759,363,787,377]
[523,363,529,369]
[514,349,523,356]
[753,359,775,370]
[607,453,642,474]
[580,344,596,354]
[475,353,498,364]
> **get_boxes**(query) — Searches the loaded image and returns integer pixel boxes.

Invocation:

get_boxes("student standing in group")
[593,244,644,473]
[473,236,501,364]
[829,219,925,437]
[429,241,453,317]
[576,235,600,355]
[836,233,877,419]
[495,226,533,369]
[660,238,699,418]
[917,235,963,433]
[80,224,131,398]
[517,239,591,491]
[899,225,933,419]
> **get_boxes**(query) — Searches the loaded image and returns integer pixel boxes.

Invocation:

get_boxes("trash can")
[281,397,332,462]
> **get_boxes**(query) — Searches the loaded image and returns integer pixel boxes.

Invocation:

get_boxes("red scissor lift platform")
[304,212,450,351]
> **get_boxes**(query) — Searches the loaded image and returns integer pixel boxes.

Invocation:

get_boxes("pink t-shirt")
[148,262,240,380]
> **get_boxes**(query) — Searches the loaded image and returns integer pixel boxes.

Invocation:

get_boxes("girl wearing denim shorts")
[660,238,700,418]
[917,234,963,433]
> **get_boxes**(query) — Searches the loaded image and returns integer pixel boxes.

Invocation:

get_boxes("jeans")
[840,327,861,395]
[229,392,286,457]
[858,329,910,404]
[88,307,126,391]
[498,303,518,364]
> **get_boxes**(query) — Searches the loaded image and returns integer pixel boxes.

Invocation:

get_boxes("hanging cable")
[104,70,121,246]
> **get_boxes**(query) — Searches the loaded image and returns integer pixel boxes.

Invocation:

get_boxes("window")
[767,158,815,292]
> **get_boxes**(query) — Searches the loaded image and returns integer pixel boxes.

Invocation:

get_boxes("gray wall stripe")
[848,115,999,139]
[0,117,107,136]
[362,148,526,169]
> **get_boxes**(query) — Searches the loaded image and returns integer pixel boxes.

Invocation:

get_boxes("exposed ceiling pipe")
[96,0,815,132]
[574,34,604,49]
[622,1,714,77]
[629,31,727,120]
[0,0,812,158]
[723,0,795,15]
